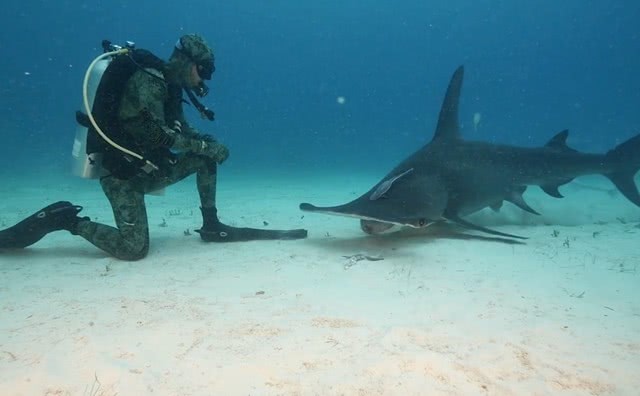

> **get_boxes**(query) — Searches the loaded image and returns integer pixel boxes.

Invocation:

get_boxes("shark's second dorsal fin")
[539,133,580,197]
[544,130,577,153]
[432,66,464,142]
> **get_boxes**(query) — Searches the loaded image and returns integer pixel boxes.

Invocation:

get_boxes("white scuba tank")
[71,58,110,179]
[71,43,165,195]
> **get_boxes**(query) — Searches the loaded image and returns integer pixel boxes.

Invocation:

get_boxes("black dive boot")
[195,207,308,242]
[0,201,84,249]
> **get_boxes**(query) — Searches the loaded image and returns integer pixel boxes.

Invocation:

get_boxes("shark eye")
[418,218,427,226]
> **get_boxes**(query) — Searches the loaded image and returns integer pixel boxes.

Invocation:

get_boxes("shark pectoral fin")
[506,190,541,215]
[605,171,640,206]
[445,213,527,240]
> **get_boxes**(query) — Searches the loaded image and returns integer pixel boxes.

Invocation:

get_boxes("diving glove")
[0,201,83,249]
[195,207,307,242]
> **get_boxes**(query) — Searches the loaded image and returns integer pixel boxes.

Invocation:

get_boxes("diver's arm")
[170,106,228,162]
[118,69,196,152]
[168,98,228,162]
[118,69,227,162]
[164,90,206,140]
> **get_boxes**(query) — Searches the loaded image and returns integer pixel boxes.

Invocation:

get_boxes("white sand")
[1,171,639,395]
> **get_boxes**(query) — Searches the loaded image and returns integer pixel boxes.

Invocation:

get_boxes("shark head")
[299,66,465,231]
[300,170,449,229]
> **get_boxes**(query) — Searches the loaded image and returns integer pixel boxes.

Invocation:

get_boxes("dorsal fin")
[432,66,464,142]
[544,130,576,153]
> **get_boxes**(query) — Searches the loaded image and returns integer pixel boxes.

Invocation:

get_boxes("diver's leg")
[74,176,150,261]
[145,153,306,241]
[166,155,307,242]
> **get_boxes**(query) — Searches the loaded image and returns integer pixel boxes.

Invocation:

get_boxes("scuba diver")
[0,34,307,260]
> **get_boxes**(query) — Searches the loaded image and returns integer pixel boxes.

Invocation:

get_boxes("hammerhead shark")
[300,66,640,239]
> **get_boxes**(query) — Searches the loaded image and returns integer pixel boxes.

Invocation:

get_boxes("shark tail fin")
[604,134,640,207]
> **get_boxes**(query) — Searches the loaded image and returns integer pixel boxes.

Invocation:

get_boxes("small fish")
[473,112,482,132]
[370,168,414,200]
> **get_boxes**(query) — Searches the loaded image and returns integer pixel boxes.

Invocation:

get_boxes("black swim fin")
[0,201,83,249]
[195,207,307,242]
[196,225,308,242]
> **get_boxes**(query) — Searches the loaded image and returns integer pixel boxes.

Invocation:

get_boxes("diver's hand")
[193,139,229,164]
[195,133,215,143]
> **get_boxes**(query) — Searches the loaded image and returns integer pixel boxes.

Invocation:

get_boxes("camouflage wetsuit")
[74,67,224,260]
[0,34,306,256]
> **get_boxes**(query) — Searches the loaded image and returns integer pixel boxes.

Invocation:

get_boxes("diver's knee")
[116,240,149,261]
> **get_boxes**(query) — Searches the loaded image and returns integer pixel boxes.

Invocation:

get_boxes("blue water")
[0,1,639,175]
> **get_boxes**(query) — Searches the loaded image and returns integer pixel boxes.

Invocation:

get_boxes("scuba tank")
[72,40,137,179]
[71,40,165,195]
[71,55,111,179]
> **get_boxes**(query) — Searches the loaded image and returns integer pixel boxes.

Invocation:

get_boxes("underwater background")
[0,0,639,177]
[2,3,640,394]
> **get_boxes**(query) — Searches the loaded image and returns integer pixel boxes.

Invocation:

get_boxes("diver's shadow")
[0,246,107,260]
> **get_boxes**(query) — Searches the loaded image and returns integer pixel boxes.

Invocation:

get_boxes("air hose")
[82,49,158,172]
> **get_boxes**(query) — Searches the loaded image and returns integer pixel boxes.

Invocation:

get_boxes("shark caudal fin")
[604,134,640,207]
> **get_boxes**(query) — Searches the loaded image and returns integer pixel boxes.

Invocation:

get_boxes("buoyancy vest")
[77,48,182,179]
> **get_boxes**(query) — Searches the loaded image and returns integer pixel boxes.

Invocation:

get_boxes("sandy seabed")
[1,170,638,396]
